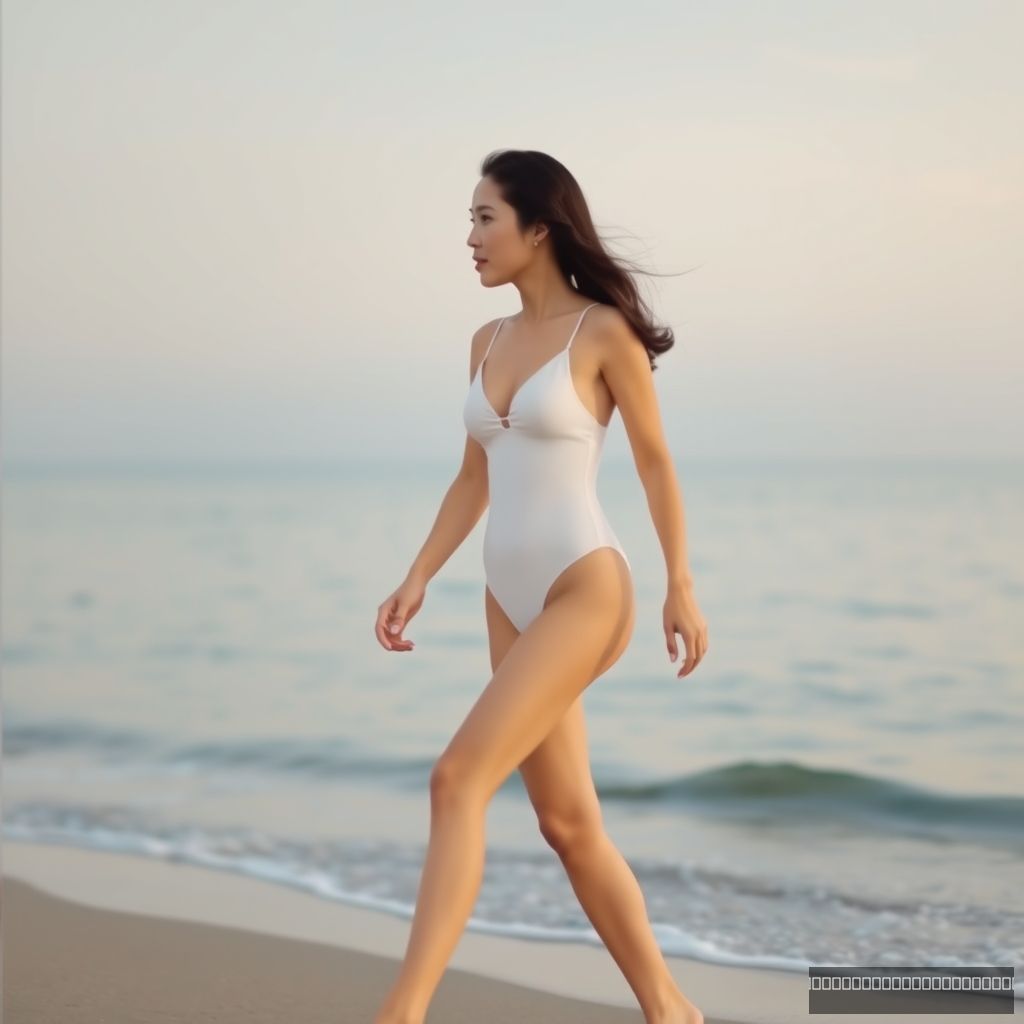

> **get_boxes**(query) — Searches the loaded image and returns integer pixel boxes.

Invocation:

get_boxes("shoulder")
[472,316,504,349]
[586,304,649,368]
[586,302,635,340]
[470,316,505,359]
[468,316,504,379]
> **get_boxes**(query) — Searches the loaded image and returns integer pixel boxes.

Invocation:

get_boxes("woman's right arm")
[404,433,489,588]
[374,323,495,651]
[405,322,493,586]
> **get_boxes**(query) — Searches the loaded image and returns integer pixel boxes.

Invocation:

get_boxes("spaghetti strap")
[565,302,601,351]
[482,317,505,363]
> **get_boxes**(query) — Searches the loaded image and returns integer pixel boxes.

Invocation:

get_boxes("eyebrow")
[469,205,495,213]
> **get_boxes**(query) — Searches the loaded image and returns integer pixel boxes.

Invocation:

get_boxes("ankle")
[373,995,425,1024]
[644,985,701,1024]
[373,1012,422,1024]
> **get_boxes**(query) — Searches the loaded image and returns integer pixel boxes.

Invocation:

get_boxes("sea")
[3,456,1021,1000]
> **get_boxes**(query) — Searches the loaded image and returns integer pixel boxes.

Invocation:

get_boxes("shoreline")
[2,840,996,1024]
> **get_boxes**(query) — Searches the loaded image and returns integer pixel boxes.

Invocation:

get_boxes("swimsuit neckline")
[475,348,608,431]
[477,345,566,423]
[475,303,606,430]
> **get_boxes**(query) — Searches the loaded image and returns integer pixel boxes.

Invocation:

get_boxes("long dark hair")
[480,148,682,372]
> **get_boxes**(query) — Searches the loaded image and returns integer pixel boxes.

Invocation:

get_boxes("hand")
[375,575,426,652]
[663,580,708,678]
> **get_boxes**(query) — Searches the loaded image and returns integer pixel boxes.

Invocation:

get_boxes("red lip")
[474,258,487,264]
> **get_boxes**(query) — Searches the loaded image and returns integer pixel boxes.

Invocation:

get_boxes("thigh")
[518,695,603,830]
[444,548,634,800]
[488,584,600,823]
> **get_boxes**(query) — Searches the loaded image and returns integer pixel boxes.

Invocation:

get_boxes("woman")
[373,149,708,1024]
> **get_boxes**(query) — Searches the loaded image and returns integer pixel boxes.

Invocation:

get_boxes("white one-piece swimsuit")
[462,301,631,632]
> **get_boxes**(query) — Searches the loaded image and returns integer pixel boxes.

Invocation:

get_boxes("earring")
[534,240,538,247]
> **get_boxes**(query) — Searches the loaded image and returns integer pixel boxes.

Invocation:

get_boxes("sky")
[2,0,1022,466]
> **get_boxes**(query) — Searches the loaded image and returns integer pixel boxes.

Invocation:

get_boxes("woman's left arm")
[597,309,709,679]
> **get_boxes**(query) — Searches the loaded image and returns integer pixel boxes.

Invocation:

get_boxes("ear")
[532,222,549,246]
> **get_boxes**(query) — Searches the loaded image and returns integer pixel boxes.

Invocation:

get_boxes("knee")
[429,752,484,807]
[537,809,604,861]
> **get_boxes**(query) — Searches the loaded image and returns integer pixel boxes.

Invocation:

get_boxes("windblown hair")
[480,148,677,371]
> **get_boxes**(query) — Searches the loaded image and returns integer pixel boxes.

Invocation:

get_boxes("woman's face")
[466,176,541,287]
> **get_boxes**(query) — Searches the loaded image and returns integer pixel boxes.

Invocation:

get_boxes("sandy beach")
[2,841,771,1023]
[8,878,662,1024]
[6,841,1005,1024]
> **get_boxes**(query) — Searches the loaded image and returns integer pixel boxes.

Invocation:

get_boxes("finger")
[677,633,696,677]
[666,628,678,662]
[692,636,705,669]
[376,599,400,651]
[375,607,395,650]
[667,622,684,671]
[387,609,405,639]
[386,607,415,651]
[389,627,415,651]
